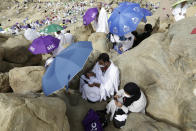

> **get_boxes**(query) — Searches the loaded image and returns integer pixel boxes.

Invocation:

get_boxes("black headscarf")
[123,82,141,107]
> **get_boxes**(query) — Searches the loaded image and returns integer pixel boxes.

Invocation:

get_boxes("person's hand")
[91,72,96,77]
[85,73,90,79]
[86,72,96,78]
[119,47,123,52]
[115,100,122,107]
[88,83,94,87]
[85,72,92,79]
[93,83,100,88]
[114,95,120,100]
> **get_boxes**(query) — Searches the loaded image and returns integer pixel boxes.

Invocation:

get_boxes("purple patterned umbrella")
[83,8,98,26]
[29,35,60,54]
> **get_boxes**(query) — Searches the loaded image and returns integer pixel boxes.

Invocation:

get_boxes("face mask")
[124,92,131,98]
[99,64,105,68]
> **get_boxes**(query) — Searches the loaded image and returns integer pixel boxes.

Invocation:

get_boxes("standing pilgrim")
[80,53,120,102]
[132,24,153,48]
[64,30,74,45]
[172,0,189,22]
[53,31,67,56]
[94,2,109,34]
[106,82,147,128]
[24,24,40,41]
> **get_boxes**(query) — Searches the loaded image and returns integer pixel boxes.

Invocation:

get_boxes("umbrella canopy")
[41,24,64,33]
[142,8,152,23]
[172,0,190,7]
[108,2,145,36]
[142,8,152,16]
[83,8,99,26]
[29,35,60,54]
[42,41,93,96]
[24,29,40,41]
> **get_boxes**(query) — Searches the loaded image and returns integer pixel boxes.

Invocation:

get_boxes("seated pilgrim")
[132,24,153,48]
[80,53,120,102]
[110,32,135,54]
[106,82,147,128]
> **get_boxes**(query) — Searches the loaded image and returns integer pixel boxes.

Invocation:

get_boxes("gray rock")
[105,113,180,131]
[0,60,23,73]
[0,72,11,93]
[1,35,42,65]
[112,17,196,130]
[88,32,110,52]
[0,35,42,73]
[9,66,45,94]
[0,93,70,131]
[66,22,94,42]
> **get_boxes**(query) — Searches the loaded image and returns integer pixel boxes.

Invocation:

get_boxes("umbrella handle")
[66,85,69,92]
[65,74,71,91]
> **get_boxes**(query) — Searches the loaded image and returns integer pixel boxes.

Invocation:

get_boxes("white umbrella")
[24,28,40,41]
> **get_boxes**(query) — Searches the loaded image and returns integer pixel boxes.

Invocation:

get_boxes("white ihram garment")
[80,61,119,102]
[172,4,188,21]
[94,7,109,34]
[24,28,40,41]
[53,33,67,56]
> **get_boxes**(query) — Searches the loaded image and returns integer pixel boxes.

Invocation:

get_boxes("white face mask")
[99,64,105,68]
[124,92,131,98]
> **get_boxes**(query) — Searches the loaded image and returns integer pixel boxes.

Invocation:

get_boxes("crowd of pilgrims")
[1,0,195,129]
[40,2,150,128]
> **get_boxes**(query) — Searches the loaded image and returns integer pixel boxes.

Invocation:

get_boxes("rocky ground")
[0,0,196,131]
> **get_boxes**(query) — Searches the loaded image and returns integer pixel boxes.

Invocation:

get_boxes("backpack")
[82,109,103,131]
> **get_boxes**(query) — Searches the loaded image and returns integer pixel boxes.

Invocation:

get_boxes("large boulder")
[0,47,5,61]
[88,32,110,52]
[0,35,42,73]
[56,91,107,131]
[105,113,180,131]
[0,34,9,44]
[0,93,70,131]
[0,73,11,93]
[0,61,23,73]
[57,91,179,131]
[9,66,45,94]
[112,17,196,130]
[186,6,196,18]
[1,35,42,65]
[66,22,94,42]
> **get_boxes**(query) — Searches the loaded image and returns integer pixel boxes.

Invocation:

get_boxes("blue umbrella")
[108,2,145,36]
[120,2,152,23]
[142,8,152,23]
[42,41,93,96]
